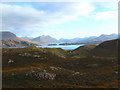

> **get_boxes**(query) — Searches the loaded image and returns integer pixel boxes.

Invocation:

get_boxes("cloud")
[1,0,119,2]
[89,11,118,20]
[1,2,95,31]
[85,0,119,2]
[1,3,46,30]
[58,2,95,16]
[0,1,118,32]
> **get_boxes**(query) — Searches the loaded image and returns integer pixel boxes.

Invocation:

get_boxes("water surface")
[37,44,84,50]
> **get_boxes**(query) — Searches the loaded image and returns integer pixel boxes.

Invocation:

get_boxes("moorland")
[2,39,119,88]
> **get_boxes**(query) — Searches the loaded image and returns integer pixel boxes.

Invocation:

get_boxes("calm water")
[36,44,84,50]
[5,44,85,50]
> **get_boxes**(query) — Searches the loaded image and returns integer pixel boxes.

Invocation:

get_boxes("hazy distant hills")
[59,34,118,44]
[21,37,34,41]
[91,34,118,41]
[0,32,37,47]
[30,35,59,44]
[1,31,118,47]
[22,33,118,44]
[59,36,97,43]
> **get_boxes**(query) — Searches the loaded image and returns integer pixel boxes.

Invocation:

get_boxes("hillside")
[67,39,118,58]
[0,32,37,47]
[31,35,59,44]
[91,39,119,57]
[67,44,96,58]
[2,46,118,88]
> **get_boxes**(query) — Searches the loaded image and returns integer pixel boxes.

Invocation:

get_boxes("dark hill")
[68,44,96,58]
[91,39,119,57]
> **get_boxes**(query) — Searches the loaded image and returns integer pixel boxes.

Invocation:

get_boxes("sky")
[0,0,118,39]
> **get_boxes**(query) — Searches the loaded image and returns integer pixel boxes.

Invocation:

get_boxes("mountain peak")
[41,35,51,37]
[31,35,59,44]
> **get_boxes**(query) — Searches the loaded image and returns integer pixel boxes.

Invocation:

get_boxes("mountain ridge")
[59,33,118,44]
[3,31,118,45]
[31,35,59,44]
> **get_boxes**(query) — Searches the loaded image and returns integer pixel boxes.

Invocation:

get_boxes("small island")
[59,43,85,45]
[48,44,58,46]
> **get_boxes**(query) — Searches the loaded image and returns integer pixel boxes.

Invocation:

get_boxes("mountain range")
[59,34,118,44]
[0,31,118,47]
[59,36,97,43]
[22,33,118,44]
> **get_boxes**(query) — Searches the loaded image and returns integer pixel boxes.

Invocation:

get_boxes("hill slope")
[91,39,119,57]
[0,32,37,47]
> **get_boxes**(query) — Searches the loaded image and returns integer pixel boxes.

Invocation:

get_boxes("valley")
[2,39,119,88]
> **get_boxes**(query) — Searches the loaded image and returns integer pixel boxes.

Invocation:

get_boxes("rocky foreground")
[2,44,119,88]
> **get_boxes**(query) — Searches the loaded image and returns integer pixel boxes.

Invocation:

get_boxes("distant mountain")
[31,35,59,44]
[91,34,118,41]
[2,31,17,39]
[21,37,34,41]
[59,36,97,43]
[91,39,119,57]
[59,34,118,44]
[59,38,72,43]
[0,32,37,47]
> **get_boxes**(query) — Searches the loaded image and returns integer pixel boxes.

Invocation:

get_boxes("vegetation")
[2,45,119,88]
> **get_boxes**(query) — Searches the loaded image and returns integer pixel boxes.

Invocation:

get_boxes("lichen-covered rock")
[8,59,14,64]
[26,70,56,80]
